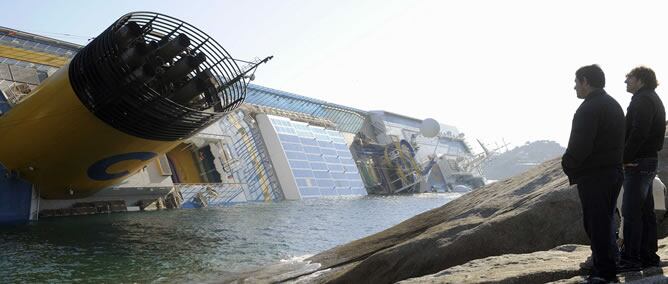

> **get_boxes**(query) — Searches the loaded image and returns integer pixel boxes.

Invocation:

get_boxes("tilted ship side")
[0,12,269,199]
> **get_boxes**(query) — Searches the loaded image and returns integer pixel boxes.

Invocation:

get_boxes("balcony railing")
[173,182,248,207]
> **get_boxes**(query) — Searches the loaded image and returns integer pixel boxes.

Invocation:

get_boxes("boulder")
[290,158,588,283]
[398,244,589,284]
[400,237,668,284]
[235,141,668,284]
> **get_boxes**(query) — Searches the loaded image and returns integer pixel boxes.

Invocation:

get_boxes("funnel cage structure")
[69,11,262,141]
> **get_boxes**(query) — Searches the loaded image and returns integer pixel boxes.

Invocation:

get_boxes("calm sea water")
[0,193,459,283]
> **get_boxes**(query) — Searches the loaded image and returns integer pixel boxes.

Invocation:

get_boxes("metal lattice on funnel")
[70,11,271,141]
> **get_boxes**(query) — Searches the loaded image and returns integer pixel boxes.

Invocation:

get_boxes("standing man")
[563,64,625,283]
[618,66,665,272]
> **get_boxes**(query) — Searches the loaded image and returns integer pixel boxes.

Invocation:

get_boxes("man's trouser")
[578,167,623,279]
[622,157,660,265]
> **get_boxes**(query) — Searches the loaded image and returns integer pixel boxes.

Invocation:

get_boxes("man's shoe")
[617,258,642,272]
[580,255,593,271]
[580,276,619,284]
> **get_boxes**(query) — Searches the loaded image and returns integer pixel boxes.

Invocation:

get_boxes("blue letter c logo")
[88,152,158,181]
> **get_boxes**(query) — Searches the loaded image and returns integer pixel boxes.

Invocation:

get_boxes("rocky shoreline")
[400,241,668,283]
[237,153,668,283]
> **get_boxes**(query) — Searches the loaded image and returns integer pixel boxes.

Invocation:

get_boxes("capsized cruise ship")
[0,18,486,224]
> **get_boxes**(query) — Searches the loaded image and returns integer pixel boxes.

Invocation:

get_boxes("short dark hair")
[627,66,658,90]
[575,64,605,88]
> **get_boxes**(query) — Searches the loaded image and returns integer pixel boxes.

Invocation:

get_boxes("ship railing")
[174,182,248,205]
[391,170,421,193]
[3,82,33,107]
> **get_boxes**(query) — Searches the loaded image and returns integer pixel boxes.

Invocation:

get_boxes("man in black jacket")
[618,66,666,272]
[562,64,625,283]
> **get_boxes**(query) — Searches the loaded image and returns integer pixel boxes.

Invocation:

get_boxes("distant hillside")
[482,140,565,181]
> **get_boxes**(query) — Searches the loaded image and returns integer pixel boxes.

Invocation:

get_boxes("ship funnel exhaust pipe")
[169,71,215,105]
[129,63,162,83]
[159,52,206,84]
[154,33,190,62]
[120,41,153,69]
[114,21,142,49]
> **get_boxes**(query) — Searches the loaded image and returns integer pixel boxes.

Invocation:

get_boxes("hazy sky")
[3,0,668,150]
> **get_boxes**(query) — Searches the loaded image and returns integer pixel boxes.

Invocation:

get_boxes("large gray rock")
[258,150,668,283]
[398,244,590,284]
[290,158,589,283]
[400,237,668,284]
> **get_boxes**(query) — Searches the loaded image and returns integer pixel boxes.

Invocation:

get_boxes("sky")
[3,0,668,151]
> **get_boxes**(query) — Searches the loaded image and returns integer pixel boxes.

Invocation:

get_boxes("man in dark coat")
[562,64,625,283]
[618,66,666,272]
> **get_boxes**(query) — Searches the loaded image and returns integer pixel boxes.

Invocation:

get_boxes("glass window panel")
[334,143,348,150]
[351,181,365,187]
[303,146,321,154]
[324,156,340,163]
[296,179,309,186]
[279,134,300,143]
[296,131,313,138]
[315,134,330,141]
[327,164,344,172]
[330,172,346,179]
[307,154,324,162]
[354,187,367,195]
[319,187,337,196]
[303,104,314,114]
[337,151,352,158]
[255,94,269,105]
[313,171,331,179]
[300,138,318,146]
[335,180,350,187]
[347,173,362,180]
[318,141,334,148]
[309,162,327,171]
[297,102,310,113]
[299,187,320,196]
[277,99,288,109]
[293,102,305,112]
[285,151,307,160]
[293,169,314,178]
[294,124,309,131]
[296,178,316,187]
[289,160,310,169]
[312,108,325,117]
[282,142,303,152]
[337,188,353,195]
[321,148,337,156]
[317,179,335,187]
